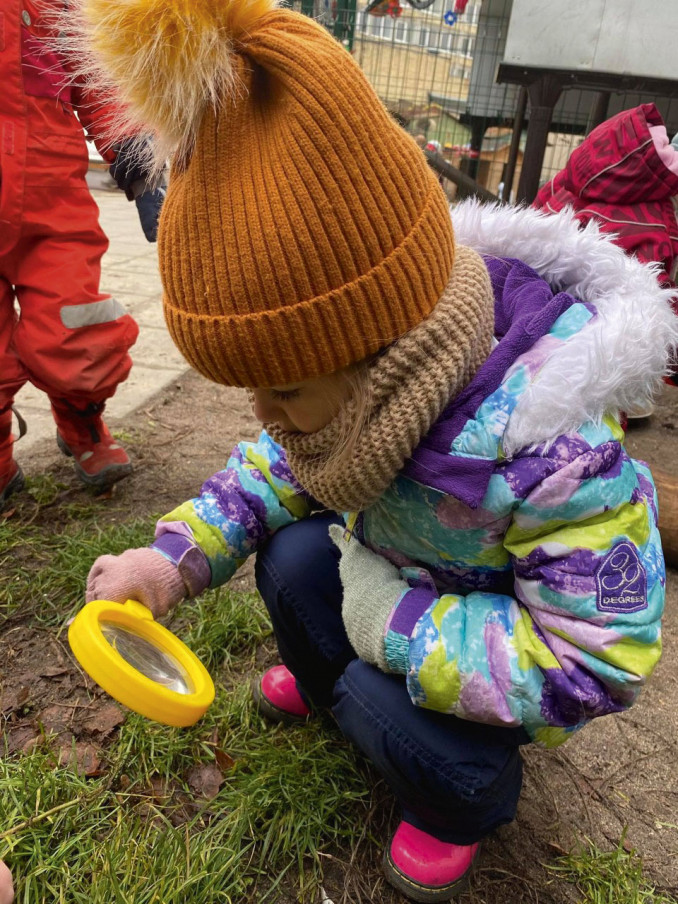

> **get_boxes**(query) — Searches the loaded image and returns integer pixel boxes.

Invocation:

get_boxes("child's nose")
[252,390,278,423]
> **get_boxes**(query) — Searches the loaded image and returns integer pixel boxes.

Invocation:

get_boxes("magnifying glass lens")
[100,622,195,695]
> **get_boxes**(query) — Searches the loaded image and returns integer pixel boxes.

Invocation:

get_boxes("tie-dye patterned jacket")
[152,203,678,748]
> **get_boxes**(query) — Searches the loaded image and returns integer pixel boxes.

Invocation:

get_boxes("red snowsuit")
[534,104,678,298]
[0,0,138,414]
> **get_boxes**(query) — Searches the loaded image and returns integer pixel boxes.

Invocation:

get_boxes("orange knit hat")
[74,0,455,386]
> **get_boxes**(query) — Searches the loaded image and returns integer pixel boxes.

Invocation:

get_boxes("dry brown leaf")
[83,703,125,736]
[39,665,70,678]
[209,729,237,773]
[214,747,236,772]
[0,685,30,714]
[186,763,224,800]
[59,741,102,776]
[5,726,39,755]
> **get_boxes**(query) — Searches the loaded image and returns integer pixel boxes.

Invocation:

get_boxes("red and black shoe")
[52,399,132,489]
[0,405,26,511]
[252,665,311,725]
[383,822,480,902]
[0,461,25,511]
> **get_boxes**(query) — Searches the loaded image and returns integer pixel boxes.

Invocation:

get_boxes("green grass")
[1,685,371,902]
[1,473,156,626]
[549,831,678,904]
[1,494,372,902]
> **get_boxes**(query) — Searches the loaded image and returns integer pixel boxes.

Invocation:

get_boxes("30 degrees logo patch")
[595,542,647,614]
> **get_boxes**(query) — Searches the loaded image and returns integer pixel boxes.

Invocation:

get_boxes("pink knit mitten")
[0,860,14,904]
[86,547,187,617]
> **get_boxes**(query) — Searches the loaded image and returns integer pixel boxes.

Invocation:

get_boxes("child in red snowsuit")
[0,0,162,506]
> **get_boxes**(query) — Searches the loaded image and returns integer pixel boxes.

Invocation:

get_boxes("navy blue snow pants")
[255,512,529,845]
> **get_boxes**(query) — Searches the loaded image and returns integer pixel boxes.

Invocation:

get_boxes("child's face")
[251,371,353,433]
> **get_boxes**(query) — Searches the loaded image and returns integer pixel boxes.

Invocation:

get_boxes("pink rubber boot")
[383,821,479,902]
[253,665,311,725]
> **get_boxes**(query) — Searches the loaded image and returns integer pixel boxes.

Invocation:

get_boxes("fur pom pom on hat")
[67,0,280,168]
[73,0,456,386]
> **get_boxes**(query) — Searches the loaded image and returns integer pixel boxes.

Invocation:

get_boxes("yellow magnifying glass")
[68,599,215,727]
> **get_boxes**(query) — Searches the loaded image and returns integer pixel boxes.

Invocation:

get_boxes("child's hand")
[329,524,408,671]
[86,548,187,618]
[0,860,14,904]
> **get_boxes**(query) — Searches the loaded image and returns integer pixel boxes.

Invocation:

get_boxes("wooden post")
[503,86,527,204]
[516,74,563,205]
[424,151,499,204]
[587,91,611,134]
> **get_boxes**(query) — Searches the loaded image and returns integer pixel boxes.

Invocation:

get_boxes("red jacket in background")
[534,104,678,302]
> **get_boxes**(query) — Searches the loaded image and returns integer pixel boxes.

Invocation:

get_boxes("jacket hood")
[553,104,678,205]
[450,199,678,456]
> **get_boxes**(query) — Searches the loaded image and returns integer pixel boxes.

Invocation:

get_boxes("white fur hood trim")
[451,200,678,455]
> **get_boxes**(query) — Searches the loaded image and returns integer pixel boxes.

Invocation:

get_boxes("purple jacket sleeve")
[150,431,314,593]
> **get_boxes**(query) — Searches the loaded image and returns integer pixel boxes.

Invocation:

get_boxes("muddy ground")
[2,373,678,903]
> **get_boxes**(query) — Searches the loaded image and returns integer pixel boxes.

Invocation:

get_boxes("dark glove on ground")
[135,186,166,243]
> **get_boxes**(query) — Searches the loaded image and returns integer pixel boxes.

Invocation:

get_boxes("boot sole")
[251,678,311,726]
[382,846,474,903]
[0,466,26,510]
[57,431,133,489]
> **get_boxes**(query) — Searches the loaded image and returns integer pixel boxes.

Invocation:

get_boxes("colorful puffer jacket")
[151,202,678,748]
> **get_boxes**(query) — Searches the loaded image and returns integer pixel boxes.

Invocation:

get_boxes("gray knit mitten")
[329,524,408,671]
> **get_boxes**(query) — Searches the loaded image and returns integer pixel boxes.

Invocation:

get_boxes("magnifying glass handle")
[123,599,155,621]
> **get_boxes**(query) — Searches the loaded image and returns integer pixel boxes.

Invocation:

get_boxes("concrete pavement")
[15,174,189,455]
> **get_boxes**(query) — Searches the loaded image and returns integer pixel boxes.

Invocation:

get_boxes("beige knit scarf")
[267,246,495,512]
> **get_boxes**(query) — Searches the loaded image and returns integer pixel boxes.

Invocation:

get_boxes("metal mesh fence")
[288,0,678,202]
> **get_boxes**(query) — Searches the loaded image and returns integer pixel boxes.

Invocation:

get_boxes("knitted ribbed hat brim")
[163,174,454,386]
